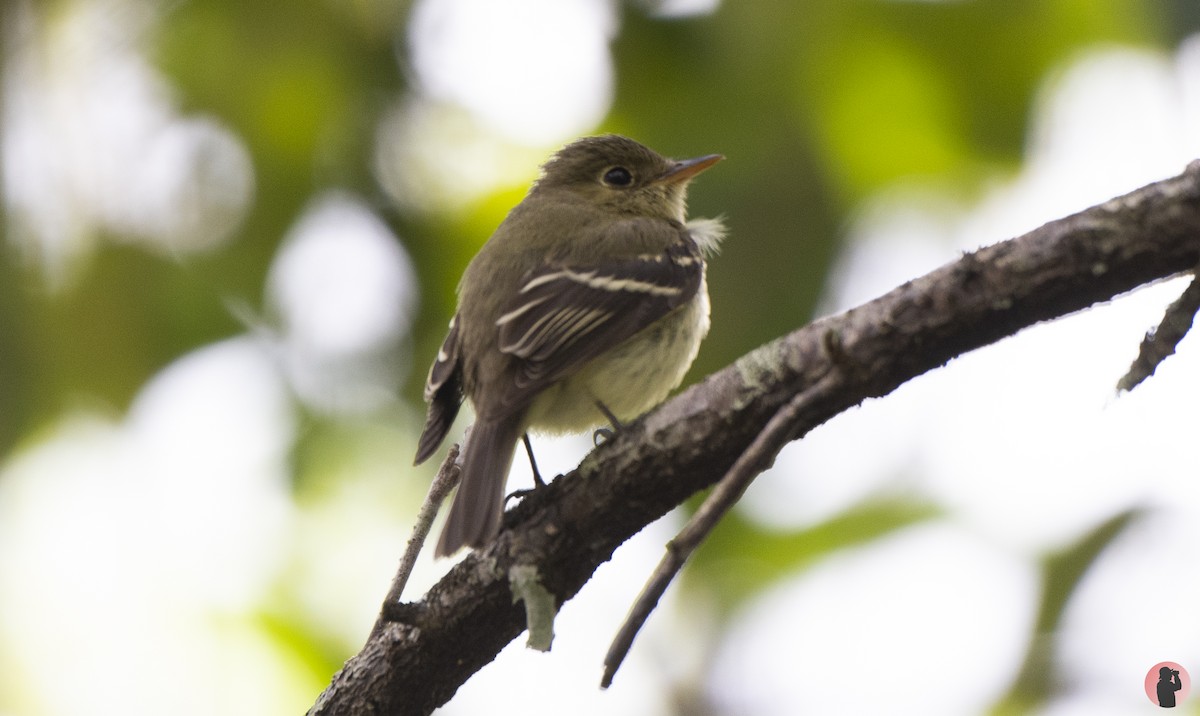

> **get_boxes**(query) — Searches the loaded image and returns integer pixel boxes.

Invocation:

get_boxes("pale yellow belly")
[522,283,710,434]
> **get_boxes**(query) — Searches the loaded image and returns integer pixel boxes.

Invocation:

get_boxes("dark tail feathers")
[435,417,521,557]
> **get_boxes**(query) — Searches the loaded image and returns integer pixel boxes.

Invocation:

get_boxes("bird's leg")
[505,433,546,506]
[523,433,545,488]
[592,400,624,446]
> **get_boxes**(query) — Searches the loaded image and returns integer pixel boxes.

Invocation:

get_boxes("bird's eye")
[602,166,633,187]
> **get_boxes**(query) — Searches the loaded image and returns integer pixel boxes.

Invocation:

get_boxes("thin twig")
[601,370,844,688]
[1117,266,1200,392]
[384,437,464,606]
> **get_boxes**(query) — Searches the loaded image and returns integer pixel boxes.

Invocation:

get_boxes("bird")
[414,134,724,557]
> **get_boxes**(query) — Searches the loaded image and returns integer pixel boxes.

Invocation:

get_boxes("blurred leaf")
[791,0,1159,199]
[0,248,42,455]
[798,24,972,193]
[991,508,1143,714]
[686,496,941,615]
[255,609,347,707]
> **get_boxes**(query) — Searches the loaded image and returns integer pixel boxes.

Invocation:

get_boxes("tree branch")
[309,161,1200,716]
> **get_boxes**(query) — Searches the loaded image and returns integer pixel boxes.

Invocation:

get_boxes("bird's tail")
[435,417,522,557]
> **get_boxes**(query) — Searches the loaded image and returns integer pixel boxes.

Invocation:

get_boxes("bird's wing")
[414,313,464,465]
[495,227,703,400]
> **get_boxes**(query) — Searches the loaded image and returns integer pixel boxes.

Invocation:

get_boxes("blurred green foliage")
[2,0,1195,711]
[2,0,1174,428]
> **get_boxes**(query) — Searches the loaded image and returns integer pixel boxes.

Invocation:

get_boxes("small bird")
[414,134,724,556]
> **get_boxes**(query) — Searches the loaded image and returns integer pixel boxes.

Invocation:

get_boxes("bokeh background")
[3,0,1200,714]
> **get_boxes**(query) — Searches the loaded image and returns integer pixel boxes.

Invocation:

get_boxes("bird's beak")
[655,153,724,185]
